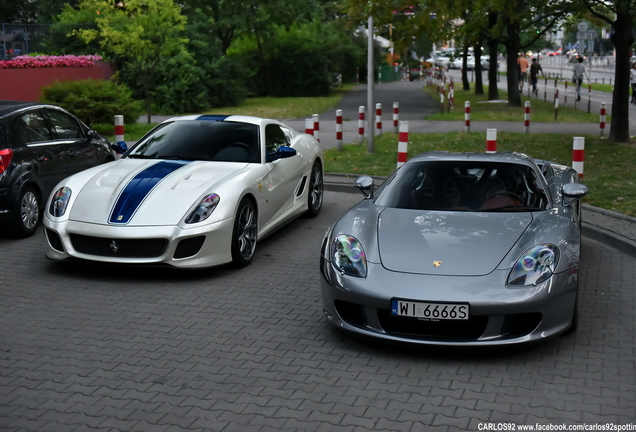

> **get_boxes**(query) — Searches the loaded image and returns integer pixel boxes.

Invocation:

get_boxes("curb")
[325,172,636,259]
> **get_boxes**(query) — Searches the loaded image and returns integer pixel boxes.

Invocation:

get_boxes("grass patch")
[203,85,354,120]
[424,85,609,122]
[323,132,636,216]
[94,85,354,141]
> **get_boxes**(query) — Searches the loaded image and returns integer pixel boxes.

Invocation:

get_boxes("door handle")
[35,155,47,161]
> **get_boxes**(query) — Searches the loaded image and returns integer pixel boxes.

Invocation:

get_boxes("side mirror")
[354,175,374,199]
[112,141,128,155]
[562,182,589,206]
[86,129,98,139]
[267,146,297,162]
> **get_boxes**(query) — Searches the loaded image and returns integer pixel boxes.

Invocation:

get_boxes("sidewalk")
[324,172,636,259]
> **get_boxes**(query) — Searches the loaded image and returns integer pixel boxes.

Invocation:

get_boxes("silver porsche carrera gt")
[43,115,323,268]
[320,151,589,346]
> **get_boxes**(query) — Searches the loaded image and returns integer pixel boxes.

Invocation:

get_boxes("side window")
[14,111,53,144]
[265,124,289,154]
[46,109,83,139]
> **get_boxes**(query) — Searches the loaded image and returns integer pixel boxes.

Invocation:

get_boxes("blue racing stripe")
[196,115,230,121]
[109,161,191,224]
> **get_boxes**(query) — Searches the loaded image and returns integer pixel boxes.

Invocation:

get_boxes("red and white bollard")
[312,114,320,142]
[464,101,471,133]
[305,118,314,136]
[375,103,382,136]
[393,102,399,134]
[524,101,530,134]
[114,115,124,142]
[397,121,409,168]
[486,128,497,154]
[113,115,125,159]
[572,137,585,178]
[336,109,343,151]
[358,106,365,143]
[600,103,606,137]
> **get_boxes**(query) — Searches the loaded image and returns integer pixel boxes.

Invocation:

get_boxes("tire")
[9,185,40,238]
[231,197,257,267]
[305,161,323,218]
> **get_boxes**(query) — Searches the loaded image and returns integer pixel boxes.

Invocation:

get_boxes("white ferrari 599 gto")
[43,115,323,268]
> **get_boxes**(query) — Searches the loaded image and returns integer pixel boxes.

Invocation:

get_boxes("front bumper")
[320,259,578,346]
[43,217,235,269]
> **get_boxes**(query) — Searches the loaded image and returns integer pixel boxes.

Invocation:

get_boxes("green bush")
[40,77,144,126]
[230,22,365,97]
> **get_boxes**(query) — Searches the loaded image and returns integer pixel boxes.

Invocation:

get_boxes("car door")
[263,123,305,221]
[12,110,67,198]
[44,108,98,176]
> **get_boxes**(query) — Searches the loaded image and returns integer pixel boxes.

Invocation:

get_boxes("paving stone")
[1,192,635,431]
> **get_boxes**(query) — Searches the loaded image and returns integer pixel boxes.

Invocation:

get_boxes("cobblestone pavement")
[1,191,635,431]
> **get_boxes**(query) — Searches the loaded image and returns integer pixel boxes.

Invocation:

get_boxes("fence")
[0,23,51,59]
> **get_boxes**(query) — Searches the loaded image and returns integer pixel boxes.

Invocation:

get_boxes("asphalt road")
[1,191,635,431]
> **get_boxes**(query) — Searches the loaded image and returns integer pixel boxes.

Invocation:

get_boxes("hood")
[69,159,248,226]
[377,208,532,276]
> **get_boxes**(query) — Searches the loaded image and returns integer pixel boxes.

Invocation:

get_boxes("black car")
[0,101,114,237]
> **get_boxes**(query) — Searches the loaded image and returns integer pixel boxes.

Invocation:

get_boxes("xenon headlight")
[185,193,220,224]
[49,187,72,217]
[331,234,367,278]
[508,244,560,286]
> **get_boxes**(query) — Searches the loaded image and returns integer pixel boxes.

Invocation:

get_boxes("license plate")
[391,299,469,320]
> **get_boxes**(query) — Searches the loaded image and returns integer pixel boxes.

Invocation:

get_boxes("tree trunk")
[487,12,499,101]
[505,20,522,107]
[462,45,470,91]
[474,40,484,95]
[609,13,634,142]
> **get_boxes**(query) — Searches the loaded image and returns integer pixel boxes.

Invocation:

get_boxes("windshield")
[375,161,549,212]
[126,121,260,163]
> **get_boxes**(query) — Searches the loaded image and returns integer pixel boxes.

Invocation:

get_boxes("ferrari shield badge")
[433,261,442,267]
[258,182,263,192]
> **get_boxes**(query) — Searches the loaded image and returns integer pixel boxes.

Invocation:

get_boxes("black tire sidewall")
[231,197,256,267]
[306,161,323,218]
[10,185,40,238]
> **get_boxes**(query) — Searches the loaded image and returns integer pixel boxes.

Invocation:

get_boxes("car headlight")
[508,244,560,286]
[185,193,220,224]
[49,187,72,217]
[331,234,367,278]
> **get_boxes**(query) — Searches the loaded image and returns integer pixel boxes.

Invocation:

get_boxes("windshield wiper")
[478,206,544,212]
[159,155,195,161]
[126,154,154,159]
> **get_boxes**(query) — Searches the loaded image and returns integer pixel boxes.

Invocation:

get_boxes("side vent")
[296,176,308,197]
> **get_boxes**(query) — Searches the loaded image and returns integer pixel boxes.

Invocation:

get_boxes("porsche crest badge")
[433,261,442,267]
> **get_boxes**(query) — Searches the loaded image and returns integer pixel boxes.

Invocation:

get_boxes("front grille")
[377,310,488,341]
[70,234,168,258]
[45,229,64,252]
[173,236,205,259]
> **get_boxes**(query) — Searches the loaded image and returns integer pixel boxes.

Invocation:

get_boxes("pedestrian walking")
[572,56,589,102]
[529,58,544,95]
[630,62,636,104]
[517,53,530,92]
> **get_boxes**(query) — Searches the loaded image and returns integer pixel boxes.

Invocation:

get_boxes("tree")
[583,0,635,142]
[63,0,188,122]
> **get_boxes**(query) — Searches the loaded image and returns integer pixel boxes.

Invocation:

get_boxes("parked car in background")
[0,102,114,237]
